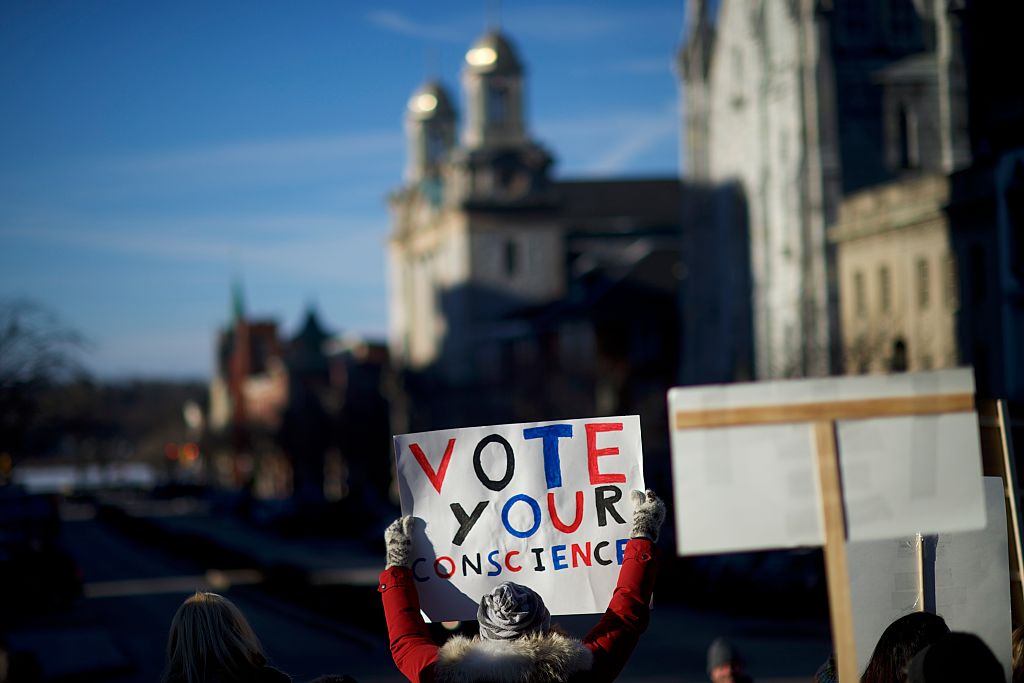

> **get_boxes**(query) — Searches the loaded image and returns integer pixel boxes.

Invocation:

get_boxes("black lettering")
[462,553,482,576]
[595,485,626,527]
[530,547,546,571]
[450,501,488,546]
[594,540,612,566]
[473,434,515,491]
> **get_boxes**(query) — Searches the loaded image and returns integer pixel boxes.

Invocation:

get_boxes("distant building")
[389,30,562,384]
[679,0,976,379]
[680,0,840,379]
[681,0,1023,398]
[831,174,959,374]
[825,1,1024,399]
[825,2,971,378]
[206,290,393,504]
[206,285,288,495]
[208,283,287,437]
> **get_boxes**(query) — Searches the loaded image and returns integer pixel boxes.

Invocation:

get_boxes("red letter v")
[409,439,456,494]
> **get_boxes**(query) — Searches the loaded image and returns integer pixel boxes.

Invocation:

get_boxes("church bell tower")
[404,80,456,185]
[462,30,527,149]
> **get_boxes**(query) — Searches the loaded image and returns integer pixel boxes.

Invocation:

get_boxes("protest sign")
[846,535,921,676]
[669,369,985,555]
[394,415,644,622]
[847,477,1012,679]
[668,368,986,682]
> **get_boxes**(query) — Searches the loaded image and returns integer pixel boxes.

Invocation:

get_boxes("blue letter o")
[501,494,542,539]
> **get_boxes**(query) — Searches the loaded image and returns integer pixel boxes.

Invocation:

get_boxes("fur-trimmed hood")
[433,632,593,683]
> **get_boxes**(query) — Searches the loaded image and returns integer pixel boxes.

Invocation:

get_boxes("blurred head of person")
[905,631,1003,683]
[860,611,949,683]
[160,592,272,683]
[707,637,751,683]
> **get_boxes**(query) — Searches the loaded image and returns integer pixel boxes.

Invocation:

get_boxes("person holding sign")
[378,489,665,682]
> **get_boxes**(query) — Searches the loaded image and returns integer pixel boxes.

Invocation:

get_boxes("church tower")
[404,80,456,185]
[389,28,563,385]
[461,30,526,149]
[448,29,555,208]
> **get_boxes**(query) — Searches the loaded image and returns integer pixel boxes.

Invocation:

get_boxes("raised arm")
[378,516,438,682]
[582,489,665,682]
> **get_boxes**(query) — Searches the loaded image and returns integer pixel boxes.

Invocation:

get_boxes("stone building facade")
[678,0,972,379]
[680,0,840,379]
[831,174,958,374]
[681,0,1024,399]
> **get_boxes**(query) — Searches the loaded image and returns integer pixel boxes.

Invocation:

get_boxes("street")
[4,500,832,682]
[10,503,399,682]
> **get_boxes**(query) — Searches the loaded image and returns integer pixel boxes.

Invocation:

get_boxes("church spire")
[230,278,246,324]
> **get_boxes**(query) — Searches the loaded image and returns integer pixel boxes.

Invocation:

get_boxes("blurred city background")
[1,1,1022,681]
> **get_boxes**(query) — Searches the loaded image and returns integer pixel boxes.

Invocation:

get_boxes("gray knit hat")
[477,582,551,641]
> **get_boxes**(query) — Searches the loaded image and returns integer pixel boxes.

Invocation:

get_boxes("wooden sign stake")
[814,421,858,683]
[997,400,1024,626]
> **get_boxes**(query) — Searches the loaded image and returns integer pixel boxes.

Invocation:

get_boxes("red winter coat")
[378,538,659,683]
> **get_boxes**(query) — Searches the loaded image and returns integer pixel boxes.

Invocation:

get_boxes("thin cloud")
[44,131,403,204]
[587,116,676,174]
[364,5,683,46]
[115,131,403,174]
[537,101,680,176]
[2,213,389,285]
[504,4,683,42]
[366,9,463,43]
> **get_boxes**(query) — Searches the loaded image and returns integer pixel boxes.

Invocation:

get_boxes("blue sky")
[0,1,686,380]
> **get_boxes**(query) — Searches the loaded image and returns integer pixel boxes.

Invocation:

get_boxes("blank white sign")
[669,368,986,555]
[847,477,1012,679]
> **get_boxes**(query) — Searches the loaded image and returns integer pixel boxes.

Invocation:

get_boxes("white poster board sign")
[394,416,644,621]
[847,537,926,674]
[847,477,1012,679]
[935,476,1012,679]
[669,369,986,556]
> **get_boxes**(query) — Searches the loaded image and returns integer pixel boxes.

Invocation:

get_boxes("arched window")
[890,337,908,373]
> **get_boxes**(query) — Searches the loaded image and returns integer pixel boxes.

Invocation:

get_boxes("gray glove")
[629,489,666,542]
[385,515,415,569]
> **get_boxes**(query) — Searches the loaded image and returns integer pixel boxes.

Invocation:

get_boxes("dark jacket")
[166,664,291,683]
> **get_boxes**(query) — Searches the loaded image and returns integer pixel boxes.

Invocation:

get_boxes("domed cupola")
[464,30,523,76]
[407,80,455,122]
[462,29,527,148]
[404,79,457,183]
